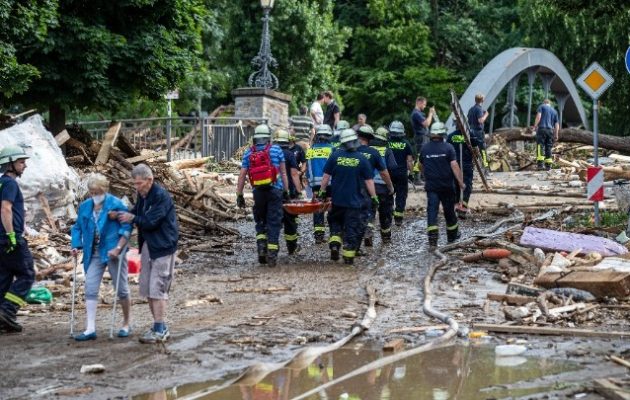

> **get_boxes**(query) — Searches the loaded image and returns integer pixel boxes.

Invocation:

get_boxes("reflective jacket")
[306,142,334,187]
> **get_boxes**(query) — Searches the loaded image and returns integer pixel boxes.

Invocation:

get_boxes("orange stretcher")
[282,199,331,215]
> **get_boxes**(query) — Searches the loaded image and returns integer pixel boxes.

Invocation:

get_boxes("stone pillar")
[232,87,292,129]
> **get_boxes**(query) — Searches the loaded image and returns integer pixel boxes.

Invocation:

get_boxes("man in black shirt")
[420,123,465,247]
[323,90,341,130]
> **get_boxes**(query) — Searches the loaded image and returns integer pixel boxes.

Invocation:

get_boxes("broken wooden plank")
[383,338,405,352]
[520,227,628,257]
[37,193,57,232]
[125,150,168,164]
[116,135,140,157]
[386,325,449,334]
[610,355,630,369]
[54,129,70,146]
[487,293,536,306]
[593,378,630,400]
[473,323,630,338]
[534,270,630,299]
[94,121,122,165]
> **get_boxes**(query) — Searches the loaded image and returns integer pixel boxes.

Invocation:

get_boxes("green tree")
[0,0,58,99]
[2,0,206,133]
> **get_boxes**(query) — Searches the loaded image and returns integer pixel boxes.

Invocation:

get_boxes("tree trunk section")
[49,104,66,135]
[491,127,630,153]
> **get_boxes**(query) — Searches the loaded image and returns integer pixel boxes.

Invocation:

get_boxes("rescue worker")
[467,93,490,172]
[289,135,307,194]
[330,120,350,148]
[447,125,480,218]
[532,99,560,171]
[305,125,335,243]
[421,122,466,247]
[410,97,436,184]
[273,129,304,255]
[369,127,398,242]
[387,121,414,226]
[236,124,290,267]
[356,125,395,248]
[318,129,377,265]
[0,146,34,332]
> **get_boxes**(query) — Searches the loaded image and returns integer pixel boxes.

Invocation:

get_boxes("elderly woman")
[70,174,132,341]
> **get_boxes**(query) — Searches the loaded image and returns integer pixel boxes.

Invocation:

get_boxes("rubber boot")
[267,249,279,267]
[428,231,438,248]
[394,216,403,227]
[447,227,461,243]
[286,240,300,255]
[256,240,267,264]
[363,235,373,247]
[314,231,325,244]
[0,307,22,333]
[381,230,391,243]
[330,244,340,261]
[536,162,545,171]
[343,256,354,265]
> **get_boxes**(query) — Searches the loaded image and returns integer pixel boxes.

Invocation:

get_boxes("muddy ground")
[0,172,629,399]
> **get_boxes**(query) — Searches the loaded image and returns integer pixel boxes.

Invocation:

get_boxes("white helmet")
[388,121,405,137]
[339,128,359,150]
[253,124,271,145]
[273,129,290,144]
[315,125,333,138]
[430,122,447,137]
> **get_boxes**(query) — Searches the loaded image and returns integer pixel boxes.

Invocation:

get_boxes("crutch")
[69,253,78,337]
[109,245,128,339]
[459,142,464,207]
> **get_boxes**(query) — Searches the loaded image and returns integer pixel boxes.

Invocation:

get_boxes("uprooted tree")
[0,0,206,134]
[492,128,630,153]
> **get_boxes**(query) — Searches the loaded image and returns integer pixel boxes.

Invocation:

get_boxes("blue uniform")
[0,174,34,319]
[306,142,334,236]
[467,103,488,168]
[324,149,373,261]
[447,130,478,206]
[370,141,397,238]
[357,144,387,246]
[281,147,300,252]
[411,109,429,158]
[421,140,459,244]
[536,104,559,168]
[387,138,414,220]
[242,143,286,258]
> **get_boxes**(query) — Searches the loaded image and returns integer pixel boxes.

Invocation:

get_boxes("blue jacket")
[131,183,179,259]
[71,194,132,271]
[306,142,334,187]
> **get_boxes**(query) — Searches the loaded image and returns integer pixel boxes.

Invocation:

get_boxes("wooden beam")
[125,150,168,164]
[37,193,57,232]
[54,129,70,146]
[493,127,630,153]
[94,121,122,165]
[473,323,630,338]
[116,135,140,158]
[593,379,630,400]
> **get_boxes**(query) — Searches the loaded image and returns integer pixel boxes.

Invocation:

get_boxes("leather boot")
[267,249,278,267]
[0,307,22,333]
[286,240,300,255]
[428,231,439,248]
[381,230,392,243]
[256,240,267,264]
[447,228,461,243]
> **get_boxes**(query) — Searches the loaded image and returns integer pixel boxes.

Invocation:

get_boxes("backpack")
[248,144,277,187]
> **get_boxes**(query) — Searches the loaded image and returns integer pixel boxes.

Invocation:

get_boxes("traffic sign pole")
[593,99,599,226]
[166,98,172,162]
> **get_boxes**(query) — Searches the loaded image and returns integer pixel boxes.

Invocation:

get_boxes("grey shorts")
[139,243,175,300]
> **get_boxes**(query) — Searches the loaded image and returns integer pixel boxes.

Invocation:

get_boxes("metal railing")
[76,116,266,162]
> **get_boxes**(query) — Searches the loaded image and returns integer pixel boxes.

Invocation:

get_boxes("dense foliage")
[0,0,628,135]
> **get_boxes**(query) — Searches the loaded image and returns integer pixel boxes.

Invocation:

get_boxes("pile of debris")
[461,225,629,335]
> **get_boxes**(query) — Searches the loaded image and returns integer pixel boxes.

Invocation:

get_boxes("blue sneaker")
[117,327,132,338]
[74,332,97,341]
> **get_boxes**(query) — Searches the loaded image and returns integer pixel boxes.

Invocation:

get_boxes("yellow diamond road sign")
[577,62,614,100]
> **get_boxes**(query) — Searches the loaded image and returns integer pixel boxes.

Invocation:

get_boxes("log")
[95,121,122,165]
[493,127,630,153]
[479,188,588,198]
[578,166,630,181]
[54,129,70,146]
[473,323,630,338]
[593,379,630,400]
[116,135,140,158]
[610,154,630,163]
[610,355,630,369]
[167,157,212,170]
[125,150,168,164]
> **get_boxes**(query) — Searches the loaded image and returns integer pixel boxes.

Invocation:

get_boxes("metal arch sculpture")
[446,47,589,130]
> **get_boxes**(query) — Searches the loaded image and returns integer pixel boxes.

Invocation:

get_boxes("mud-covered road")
[1,180,629,399]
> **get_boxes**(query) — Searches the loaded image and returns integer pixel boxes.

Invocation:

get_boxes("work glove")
[236,193,246,208]
[371,196,380,208]
[295,192,303,200]
[6,232,17,253]
[282,191,290,203]
[316,189,326,201]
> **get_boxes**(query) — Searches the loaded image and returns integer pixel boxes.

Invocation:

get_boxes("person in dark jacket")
[118,164,178,344]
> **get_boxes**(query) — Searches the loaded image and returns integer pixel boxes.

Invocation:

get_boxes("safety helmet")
[339,129,359,151]
[253,124,271,145]
[315,125,333,138]
[336,120,350,130]
[273,129,290,144]
[430,122,447,137]
[357,124,374,139]
[0,146,29,166]
[388,121,405,137]
[374,126,389,142]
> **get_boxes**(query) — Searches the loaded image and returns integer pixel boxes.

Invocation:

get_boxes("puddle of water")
[133,343,579,400]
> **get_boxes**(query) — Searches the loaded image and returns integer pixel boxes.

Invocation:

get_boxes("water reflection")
[134,344,578,400]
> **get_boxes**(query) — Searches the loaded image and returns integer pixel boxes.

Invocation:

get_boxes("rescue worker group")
[235,92,530,268]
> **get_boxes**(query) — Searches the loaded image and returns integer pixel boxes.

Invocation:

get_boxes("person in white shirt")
[310,92,325,127]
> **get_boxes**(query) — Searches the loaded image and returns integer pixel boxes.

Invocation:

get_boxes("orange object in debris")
[482,248,512,260]
[283,200,331,215]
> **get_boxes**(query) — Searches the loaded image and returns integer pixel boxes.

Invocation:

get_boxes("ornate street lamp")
[248,0,279,90]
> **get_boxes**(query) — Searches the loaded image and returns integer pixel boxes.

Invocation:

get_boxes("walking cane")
[69,253,78,337]
[109,245,127,339]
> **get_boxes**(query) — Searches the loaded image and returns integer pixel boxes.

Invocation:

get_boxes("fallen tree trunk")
[492,127,630,153]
